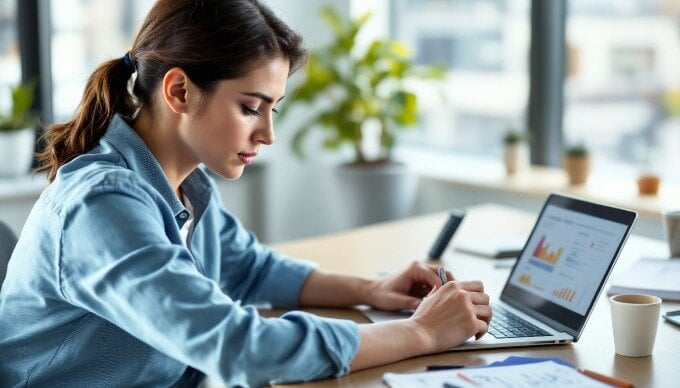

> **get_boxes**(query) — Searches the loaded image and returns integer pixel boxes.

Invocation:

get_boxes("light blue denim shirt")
[0,114,360,387]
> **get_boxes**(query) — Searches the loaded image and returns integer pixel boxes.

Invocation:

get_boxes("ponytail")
[35,0,306,183]
[35,57,136,181]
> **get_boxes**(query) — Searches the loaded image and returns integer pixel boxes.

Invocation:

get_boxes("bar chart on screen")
[509,205,628,315]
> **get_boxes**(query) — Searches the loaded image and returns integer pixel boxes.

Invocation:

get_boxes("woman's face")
[180,57,290,180]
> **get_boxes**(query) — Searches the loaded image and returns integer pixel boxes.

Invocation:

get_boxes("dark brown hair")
[36,0,306,181]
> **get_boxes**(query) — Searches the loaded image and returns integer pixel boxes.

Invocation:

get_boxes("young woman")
[0,0,491,386]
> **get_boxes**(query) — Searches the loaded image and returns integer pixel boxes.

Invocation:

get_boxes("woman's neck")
[132,108,197,198]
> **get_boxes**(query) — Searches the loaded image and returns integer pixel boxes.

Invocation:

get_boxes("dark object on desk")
[664,309,680,327]
[425,364,464,371]
[428,209,465,260]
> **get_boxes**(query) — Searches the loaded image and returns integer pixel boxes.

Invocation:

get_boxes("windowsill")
[398,148,676,220]
[0,174,48,201]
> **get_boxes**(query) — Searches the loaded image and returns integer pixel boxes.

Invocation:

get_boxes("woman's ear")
[161,67,196,114]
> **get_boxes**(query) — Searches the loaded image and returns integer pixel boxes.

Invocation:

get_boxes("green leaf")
[0,80,37,131]
[282,5,444,162]
[320,6,344,35]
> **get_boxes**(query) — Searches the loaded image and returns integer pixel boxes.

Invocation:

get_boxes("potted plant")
[563,144,590,185]
[0,82,37,177]
[279,7,443,225]
[502,129,530,175]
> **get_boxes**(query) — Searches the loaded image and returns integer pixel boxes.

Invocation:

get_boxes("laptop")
[363,193,637,350]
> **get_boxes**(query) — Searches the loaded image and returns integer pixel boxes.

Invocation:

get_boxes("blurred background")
[1,0,679,243]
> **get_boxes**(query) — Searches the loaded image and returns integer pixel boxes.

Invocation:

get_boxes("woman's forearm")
[349,320,431,371]
[298,269,375,307]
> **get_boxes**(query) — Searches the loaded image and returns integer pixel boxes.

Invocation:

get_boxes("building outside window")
[49,0,154,121]
[389,0,531,158]
[564,0,680,183]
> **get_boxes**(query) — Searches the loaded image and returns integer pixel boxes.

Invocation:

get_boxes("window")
[0,0,21,112]
[564,0,680,182]
[389,0,531,158]
[49,0,155,121]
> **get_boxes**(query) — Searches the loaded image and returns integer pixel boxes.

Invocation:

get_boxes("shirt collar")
[102,114,213,224]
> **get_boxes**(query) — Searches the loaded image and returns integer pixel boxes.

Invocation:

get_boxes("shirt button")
[179,212,188,219]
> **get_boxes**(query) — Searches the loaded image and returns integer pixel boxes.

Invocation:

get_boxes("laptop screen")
[501,194,636,339]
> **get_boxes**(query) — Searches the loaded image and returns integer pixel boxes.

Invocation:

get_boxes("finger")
[425,284,437,297]
[475,318,489,340]
[391,294,423,310]
[426,264,455,282]
[409,262,442,288]
[467,292,490,306]
[474,305,493,324]
[448,280,484,293]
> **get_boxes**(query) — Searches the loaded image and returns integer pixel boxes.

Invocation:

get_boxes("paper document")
[607,258,680,301]
[455,235,526,258]
[383,360,611,388]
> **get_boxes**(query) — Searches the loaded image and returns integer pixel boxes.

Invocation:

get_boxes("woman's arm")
[298,261,453,310]
[299,263,491,371]
[350,280,490,371]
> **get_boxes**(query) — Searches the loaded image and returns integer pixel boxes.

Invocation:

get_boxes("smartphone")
[663,310,680,327]
[427,209,466,260]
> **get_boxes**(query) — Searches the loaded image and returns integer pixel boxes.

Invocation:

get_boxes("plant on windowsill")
[563,144,590,185]
[278,6,444,225]
[0,81,37,177]
[502,129,530,176]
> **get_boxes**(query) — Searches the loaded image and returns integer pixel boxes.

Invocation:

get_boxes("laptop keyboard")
[487,304,552,339]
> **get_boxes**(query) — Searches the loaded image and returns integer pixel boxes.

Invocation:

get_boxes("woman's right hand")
[409,280,492,353]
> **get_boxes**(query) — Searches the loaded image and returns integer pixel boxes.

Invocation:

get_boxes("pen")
[456,371,479,385]
[438,266,448,285]
[426,364,465,371]
[577,368,633,388]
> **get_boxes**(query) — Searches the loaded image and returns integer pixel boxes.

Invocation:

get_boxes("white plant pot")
[503,142,529,175]
[334,162,417,228]
[0,128,35,177]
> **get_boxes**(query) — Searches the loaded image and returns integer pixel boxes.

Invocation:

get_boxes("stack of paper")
[383,358,611,387]
[607,258,680,301]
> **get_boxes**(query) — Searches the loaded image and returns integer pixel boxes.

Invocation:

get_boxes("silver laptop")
[363,193,637,350]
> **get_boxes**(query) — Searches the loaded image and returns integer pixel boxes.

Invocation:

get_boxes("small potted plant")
[563,144,590,185]
[0,81,37,177]
[502,129,530,175]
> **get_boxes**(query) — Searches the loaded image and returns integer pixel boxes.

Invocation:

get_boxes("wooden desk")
[271,204,680,387]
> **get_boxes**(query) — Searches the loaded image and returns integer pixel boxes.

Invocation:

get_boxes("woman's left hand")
[365,261,454,311]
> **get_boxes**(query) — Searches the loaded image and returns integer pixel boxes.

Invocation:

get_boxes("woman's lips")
[238,152,257,165]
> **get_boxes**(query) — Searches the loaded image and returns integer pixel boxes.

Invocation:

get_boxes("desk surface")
[271,204,680,388]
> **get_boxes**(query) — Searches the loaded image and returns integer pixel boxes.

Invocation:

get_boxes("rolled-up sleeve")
[58,181,359,386]
[216,207,317,309]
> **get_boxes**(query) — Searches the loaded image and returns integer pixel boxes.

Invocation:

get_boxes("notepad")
[607,258,680,301]
[454,235,526,258]
[383,360,611,388]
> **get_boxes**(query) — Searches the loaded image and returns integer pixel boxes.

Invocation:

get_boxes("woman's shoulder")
[44,158,156,215]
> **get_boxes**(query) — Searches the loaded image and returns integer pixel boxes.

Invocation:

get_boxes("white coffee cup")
[663,210,680,257]
[610,294,661,357]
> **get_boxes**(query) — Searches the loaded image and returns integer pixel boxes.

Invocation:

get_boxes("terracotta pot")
[637,174,660,195]
[563,155,590,185]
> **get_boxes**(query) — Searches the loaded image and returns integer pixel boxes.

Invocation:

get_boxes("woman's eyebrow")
[240,92,285,104]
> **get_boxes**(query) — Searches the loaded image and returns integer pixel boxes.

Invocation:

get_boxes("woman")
[0,0,491,386]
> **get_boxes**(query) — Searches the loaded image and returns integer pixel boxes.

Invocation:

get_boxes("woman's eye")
[241,105,261,117]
